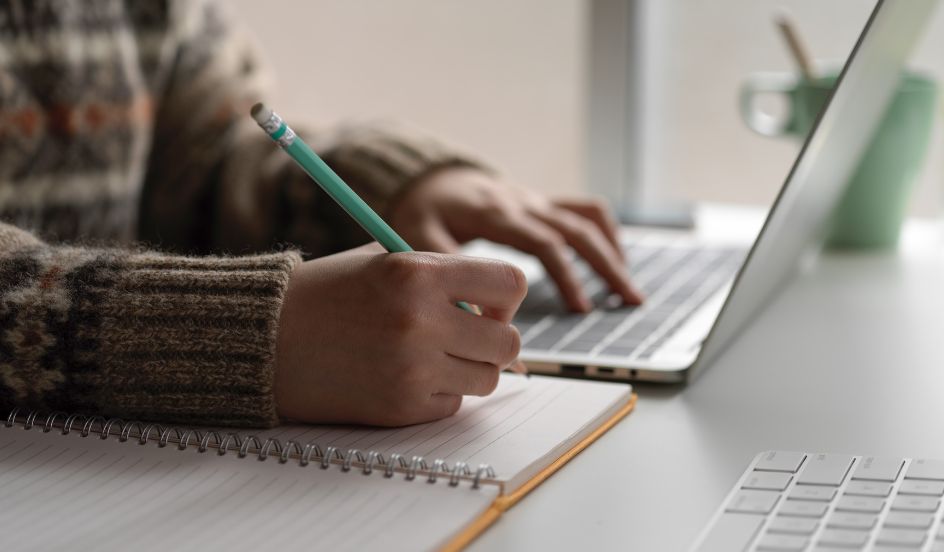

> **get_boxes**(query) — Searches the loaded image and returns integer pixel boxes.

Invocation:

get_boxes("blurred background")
[229,0,944,218]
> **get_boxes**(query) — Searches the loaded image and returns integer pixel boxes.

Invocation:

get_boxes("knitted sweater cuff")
[0,241,300,428]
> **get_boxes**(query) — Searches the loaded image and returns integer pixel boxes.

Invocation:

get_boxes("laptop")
[467,0,936,383]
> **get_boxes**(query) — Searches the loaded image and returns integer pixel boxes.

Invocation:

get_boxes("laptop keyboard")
[693,451,944,551]
[514,242,746,360]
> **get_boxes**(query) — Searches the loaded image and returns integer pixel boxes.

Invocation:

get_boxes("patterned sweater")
[0,0,477,427]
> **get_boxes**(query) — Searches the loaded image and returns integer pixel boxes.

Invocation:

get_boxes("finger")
[407,218,461,254]
[536,209,643,305]
[425,393,463,420]
[435,355,501,396]
[482,217,591,312]
[554,198,624,260]
[431,255,528,317]
[441,309,521,367]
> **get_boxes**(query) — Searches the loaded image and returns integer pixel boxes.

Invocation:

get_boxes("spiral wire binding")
[2,409,496,488]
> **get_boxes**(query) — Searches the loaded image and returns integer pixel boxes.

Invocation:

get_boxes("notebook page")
[0,426,498,552]
[255,375,633,493]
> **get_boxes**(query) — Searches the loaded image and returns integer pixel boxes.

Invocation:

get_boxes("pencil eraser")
[250,102,272,125]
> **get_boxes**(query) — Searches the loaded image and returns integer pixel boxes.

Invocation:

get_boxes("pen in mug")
[251,103,528,376]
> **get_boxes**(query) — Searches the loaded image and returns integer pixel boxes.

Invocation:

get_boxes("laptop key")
[852,457,904,481]
[789,486,836,501]
[825,511,876,530]
[778,500,828,518]
[883,511,933,529]
[875,528,926,547]
[844,480,893,497]
[742,471,792,491]
[835,495,884,513]
[767,516,818,535]
[797,454,854,486]
[756,533,808,550]
[898,480,944,496]
[756,451,806,473]
[905,459,944,481]
[817,528,869,548]
[726,490,781,514]
[890,495,940,512]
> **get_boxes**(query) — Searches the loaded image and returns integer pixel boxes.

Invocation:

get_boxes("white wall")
[226,0,944,214]
[226,0,587,197]
[644,0,944,214]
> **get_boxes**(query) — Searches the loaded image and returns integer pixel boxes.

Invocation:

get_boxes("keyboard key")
[756,533,808,550]
[852,456,904,482]
[898,479,944,496]
[817,528,870,547]
[742,471,792,491]
[844,480,893,497]
[875,528,926,547]
[797,454,854,486]
[883,511,933,529]
[725,490,781,514]
[767,516,819,535]
[756,451,806,473]
[825,511,876,530]
[789,486,836,501]
[905,459,944,481]
[891,495,940,512]
[778,500,829,518]
[696,512,765,552]
[835,495,885,513]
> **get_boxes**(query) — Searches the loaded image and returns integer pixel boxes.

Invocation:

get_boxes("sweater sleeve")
[137,0,483,258]
[0,222,300,427]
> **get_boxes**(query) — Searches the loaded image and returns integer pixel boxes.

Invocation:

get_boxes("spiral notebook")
[0,374,634,551]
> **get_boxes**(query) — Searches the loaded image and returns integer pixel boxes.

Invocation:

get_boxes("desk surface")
[468,209,944,551]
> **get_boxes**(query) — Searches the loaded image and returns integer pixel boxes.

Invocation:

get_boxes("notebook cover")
[440,392,638,551]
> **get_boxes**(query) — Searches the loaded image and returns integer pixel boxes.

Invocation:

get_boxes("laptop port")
[561,364,586,375]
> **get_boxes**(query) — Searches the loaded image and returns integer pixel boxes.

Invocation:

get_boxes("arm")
[0,222,298,427]
[0,221,527,428]
[138,0,479,258]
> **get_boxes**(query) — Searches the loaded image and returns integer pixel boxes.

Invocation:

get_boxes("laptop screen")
[692,0,939,378]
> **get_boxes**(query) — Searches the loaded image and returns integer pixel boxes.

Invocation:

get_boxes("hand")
[274,243,527,426]
[389,167,643,312]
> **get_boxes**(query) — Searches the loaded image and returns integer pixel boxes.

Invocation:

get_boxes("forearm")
[0,223,299,427]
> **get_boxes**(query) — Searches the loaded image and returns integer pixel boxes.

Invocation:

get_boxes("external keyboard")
[693,451,944,551]
[515,242,745,359]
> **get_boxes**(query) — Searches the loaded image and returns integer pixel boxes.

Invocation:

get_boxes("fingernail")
[509,360,530,377]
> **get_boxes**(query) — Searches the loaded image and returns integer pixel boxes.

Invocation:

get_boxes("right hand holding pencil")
[274,243,528,426]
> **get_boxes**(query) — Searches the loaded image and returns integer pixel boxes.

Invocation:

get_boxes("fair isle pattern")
[0,0,481,426]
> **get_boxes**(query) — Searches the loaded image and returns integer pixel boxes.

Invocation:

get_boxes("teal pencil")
[250,102,476,313]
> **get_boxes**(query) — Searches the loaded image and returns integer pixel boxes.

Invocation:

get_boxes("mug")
[740,70,937,249]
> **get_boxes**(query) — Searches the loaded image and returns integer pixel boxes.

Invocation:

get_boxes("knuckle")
[479,369,500,396]
[384,253,433,292]
[533,233,565,257]
[442,395,463,417]
[497,325,521,364]
[496,262,528,298]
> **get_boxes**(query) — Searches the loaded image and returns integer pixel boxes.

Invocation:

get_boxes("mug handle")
[739,73,798,137]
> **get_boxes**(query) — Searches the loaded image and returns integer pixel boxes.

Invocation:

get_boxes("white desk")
[468,212,944,551]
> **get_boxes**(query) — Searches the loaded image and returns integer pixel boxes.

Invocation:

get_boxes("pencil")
[251,103,528,376]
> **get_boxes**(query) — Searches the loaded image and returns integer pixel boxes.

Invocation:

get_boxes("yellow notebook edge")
[440,391,638,552]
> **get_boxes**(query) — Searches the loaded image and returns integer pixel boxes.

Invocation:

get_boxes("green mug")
[740,70,937,249]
